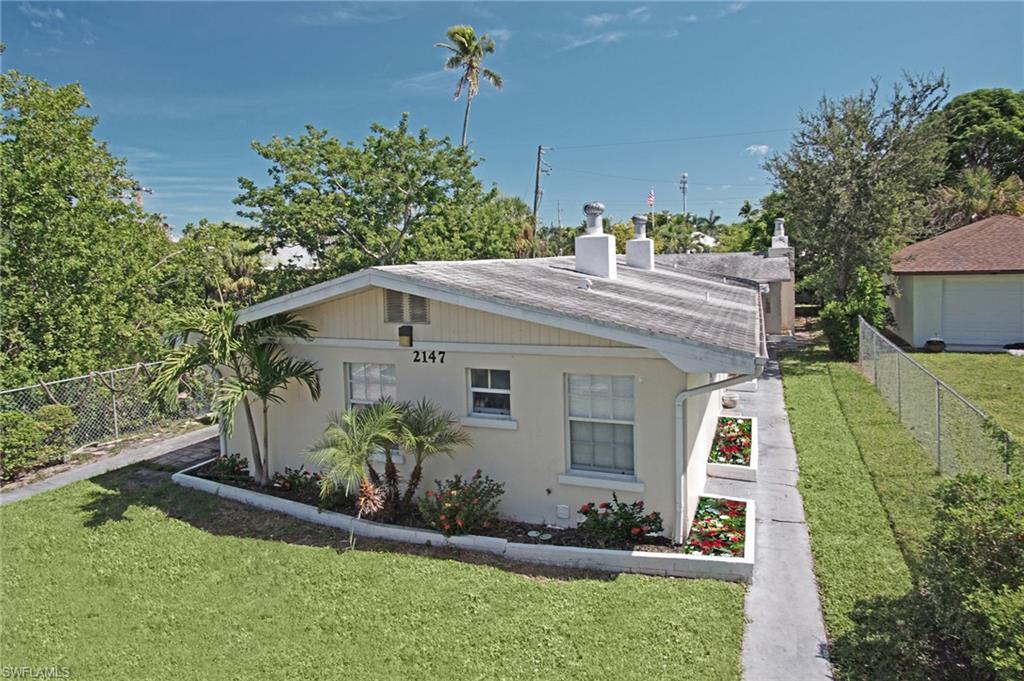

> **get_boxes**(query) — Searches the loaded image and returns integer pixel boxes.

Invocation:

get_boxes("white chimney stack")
[769,217,790,257]
[575,202,617,279]
[625,214,654,270]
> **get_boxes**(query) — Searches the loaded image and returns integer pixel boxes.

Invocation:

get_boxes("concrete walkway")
[705,360,835,681]
[0,426,219,506]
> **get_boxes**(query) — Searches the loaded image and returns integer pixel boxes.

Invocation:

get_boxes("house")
[230,203,768,542]
[889,214,1024,350]
[656,218,796,335]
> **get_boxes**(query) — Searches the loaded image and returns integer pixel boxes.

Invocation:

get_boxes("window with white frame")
[469,369,511,417]
[347,363,397,410]
[567,374,635,476]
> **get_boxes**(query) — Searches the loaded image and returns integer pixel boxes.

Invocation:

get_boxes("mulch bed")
[189,462,688,553]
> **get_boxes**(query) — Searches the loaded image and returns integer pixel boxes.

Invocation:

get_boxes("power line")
[553,166,770,187]
[551,127,794,151]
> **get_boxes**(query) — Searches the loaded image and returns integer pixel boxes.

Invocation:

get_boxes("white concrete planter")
[173,459,755,583]
[707,415,758,482]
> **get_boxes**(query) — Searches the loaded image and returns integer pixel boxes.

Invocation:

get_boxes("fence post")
[935,382,942,472]
[872,329,879,385]
[110,370,120,440]
[896,353,902,422]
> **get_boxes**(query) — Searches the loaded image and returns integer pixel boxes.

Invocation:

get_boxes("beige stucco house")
[656,218,796,335]
[889,215,1024,350]
[229,203,767,542]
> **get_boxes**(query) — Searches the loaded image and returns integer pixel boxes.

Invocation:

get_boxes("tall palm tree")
[398,398,472,509]
[153,305,321,487]
[435,25,503,146]
[928,167,1024,235]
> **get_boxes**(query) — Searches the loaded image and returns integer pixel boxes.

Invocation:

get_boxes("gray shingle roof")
[654,252,791,282]
[376,256,764,356]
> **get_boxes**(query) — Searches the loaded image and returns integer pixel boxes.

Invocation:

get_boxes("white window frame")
[467,368,512,419]
[565,374,637,478]
[345,362,403,463]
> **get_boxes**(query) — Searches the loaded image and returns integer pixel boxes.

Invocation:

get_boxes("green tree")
[169,220,265,305]
[397,398,472,510]
[765,74,948,300]
[0,69,187,386]
[940,88,1024,182]
[714,192,785,253]
[928,167,1024,235]
[435,25,503,147]
[650,212,704,254]
[153,305,321,487]
[235,115,502,286]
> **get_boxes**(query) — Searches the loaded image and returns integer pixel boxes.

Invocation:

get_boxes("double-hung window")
[567,374,635,476]
[469,369,511,418]
[347,363,397,410]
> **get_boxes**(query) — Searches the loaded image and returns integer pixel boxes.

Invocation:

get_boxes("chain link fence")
[0,362,215,456]
[858,318,1015,477]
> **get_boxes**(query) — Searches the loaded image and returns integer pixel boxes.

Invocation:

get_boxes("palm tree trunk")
[260,401,270,487]
[241,395,263,485]
[401,462,423,509]
[460,94,473,147]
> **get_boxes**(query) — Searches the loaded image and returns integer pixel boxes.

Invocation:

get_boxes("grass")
[780,346,967,680]
[915,352,1024,441]
[0,465,746,680]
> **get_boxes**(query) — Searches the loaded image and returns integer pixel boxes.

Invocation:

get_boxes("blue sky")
[5,1,1023,231]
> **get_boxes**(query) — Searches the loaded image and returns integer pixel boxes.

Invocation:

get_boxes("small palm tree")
[307,401,402,546]
[435,25,503,146]
[398,398,472,509]
[153,304,321,487]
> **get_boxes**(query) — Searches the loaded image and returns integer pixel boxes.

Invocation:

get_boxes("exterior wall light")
[398,325,413,347]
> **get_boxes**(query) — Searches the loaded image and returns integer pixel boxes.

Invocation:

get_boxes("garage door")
[941,275,1024,346]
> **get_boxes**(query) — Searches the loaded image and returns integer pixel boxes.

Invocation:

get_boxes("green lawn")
[0,467,745,680]
[780,347,963,680]
[915,352,1024,441]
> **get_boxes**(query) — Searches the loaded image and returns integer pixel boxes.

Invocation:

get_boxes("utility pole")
[532,145,551,234]
[556,200,563,229]
[678,172,689,216]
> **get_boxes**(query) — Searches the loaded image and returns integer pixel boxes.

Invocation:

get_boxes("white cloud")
[20,3,64,21]
[393,70,453,96]
[719,2,749,17]
[296,6,399,26]
[562,31,626,51]
[681,14,698,23]
[746,144,771,156]
[487,28,512,42]
[582,6,649,28]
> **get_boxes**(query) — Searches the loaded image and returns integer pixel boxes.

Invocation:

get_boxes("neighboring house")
[890,214,1024,350]
[231,203,768,541]
[656,219,796,335]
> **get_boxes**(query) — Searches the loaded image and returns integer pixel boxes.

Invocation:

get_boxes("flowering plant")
[207,452,248,478]
[577,493,665,544]
[271,465,321,492]
[684,497,746,556]
[708,417,752,466]
[418,470,504,536]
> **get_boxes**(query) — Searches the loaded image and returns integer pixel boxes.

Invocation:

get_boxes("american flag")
[646,187,655,208]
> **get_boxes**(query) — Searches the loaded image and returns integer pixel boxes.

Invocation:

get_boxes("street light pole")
[679,172,688,216]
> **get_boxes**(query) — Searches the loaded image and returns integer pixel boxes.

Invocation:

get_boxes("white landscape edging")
[707,415,758,482]
[172,459,755,583]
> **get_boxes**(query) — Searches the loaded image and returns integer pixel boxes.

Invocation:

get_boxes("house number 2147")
[412,350,445,364]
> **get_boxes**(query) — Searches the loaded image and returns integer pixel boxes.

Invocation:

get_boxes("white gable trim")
[238,269,764,374]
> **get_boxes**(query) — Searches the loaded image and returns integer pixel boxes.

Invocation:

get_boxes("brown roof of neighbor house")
[891,214,1024,274]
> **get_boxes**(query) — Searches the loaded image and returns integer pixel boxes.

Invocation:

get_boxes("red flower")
[456,518,464,527]
[439,514,447,521]
[579,504,591,514]
[598,502,610,509]
[426,490,434,498]
[630,527,642,536]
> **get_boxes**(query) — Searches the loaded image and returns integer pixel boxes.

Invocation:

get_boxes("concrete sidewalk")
[0,426,219,506]
[704,360,835,681]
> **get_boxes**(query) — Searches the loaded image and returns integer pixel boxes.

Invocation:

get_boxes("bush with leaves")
[418,470,504,536]
[0,405,76,482]
[820,266,892,361]
[577,493,665,545]
[924,475,1024,680]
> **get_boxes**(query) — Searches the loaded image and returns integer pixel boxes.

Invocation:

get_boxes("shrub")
[925,475,1024,680]
[577,493,665,544]
[0,405,77,482]
[709,417,753,465]
[418,469,504,536]
[271,465,320,493]
[207,452,249,478]
[820,266,892,361]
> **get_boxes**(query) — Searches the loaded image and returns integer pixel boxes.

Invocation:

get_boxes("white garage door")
[941,275,1024,346]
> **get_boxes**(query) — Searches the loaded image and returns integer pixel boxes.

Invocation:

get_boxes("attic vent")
[384,290,430,324]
